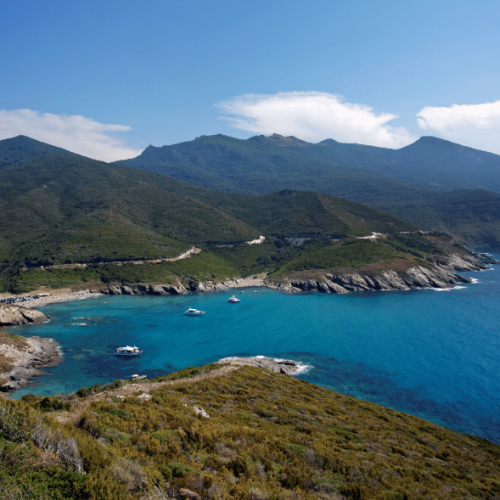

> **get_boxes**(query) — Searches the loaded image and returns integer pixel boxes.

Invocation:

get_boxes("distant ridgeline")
[0,135,496,293]
[118,133,500,246]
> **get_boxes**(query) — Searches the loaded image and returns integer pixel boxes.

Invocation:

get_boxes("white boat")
[116,345,142,356]
[184,307,205,316]
[131,374,147,380]
[227,295,240,303]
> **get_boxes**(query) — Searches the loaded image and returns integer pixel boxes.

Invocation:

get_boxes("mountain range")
[0,135,426,292]
[118,133,500,245]
[1,133,500,292]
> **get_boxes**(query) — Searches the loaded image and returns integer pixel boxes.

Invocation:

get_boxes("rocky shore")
[0,305,47,327]
[218,356,309,375]
[101,275,268,296]
[0,335,61,393]
[270,252,498,294]
[101,252,497,297]
[0,306,54,393]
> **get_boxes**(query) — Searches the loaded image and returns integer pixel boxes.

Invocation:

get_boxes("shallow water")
[12,251,500,443]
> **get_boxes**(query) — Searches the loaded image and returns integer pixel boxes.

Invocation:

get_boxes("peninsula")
[1,362,499,499]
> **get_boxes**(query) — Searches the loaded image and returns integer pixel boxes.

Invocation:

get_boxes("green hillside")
[119,134,500,245]
[0,137,423,292]
[1,363,499,499]
[0,135,77,171]
[119,134,433,201]
[0,153,261,266]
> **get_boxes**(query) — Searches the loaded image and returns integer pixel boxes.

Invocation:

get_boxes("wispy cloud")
[417,101,500,154]
[217,91,416,148]
[0,109,143,162]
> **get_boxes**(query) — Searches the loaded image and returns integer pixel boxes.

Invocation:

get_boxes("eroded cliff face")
[269,252,496,294]
[103,279,251,296]
[0,336,61,392]
[101,252,497,297]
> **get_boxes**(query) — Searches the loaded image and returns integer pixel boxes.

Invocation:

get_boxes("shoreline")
[218,355,311,375]
[0,288,105,310]
[0,252,496,394]
[0,336,62,393]
[1,250,496,309]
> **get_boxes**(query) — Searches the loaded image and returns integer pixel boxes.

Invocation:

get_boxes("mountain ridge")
[116,133,500,244]
[0,137,431,293]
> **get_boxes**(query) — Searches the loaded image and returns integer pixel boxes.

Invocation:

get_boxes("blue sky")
[2,0,500,160]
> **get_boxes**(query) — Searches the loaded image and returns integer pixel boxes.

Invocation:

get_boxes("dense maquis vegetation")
[0,135,77,171]
[0,137,424,292]
[1,364,499,499]
[7,232,448,293]
[118,133,500,245]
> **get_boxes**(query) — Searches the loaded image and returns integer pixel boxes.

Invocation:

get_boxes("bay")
[12,250,500,444]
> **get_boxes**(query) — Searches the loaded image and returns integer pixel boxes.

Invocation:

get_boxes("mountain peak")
[0,135,77,171]
[247,133,312,147]
[318,138,339,146]
[268,133,310,146]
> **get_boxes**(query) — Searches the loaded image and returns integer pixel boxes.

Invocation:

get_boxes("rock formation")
[0,336,61,392]
[269,252,496,294]
[0,306,47,327]
[218,356,306,375]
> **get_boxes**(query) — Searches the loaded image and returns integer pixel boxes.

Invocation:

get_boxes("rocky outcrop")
[271,266,470,294]
[0,306,47,327]
[441,252,498,272]
[103,278,254,296]
[269,252,495,294]
[106,283,189,296]
[0,336,61,392]
[218,356,308,375]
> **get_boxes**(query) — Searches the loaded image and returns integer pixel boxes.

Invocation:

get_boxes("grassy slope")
[1,364,499,499]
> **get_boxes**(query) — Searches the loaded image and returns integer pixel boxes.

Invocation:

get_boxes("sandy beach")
[0,288,103,310]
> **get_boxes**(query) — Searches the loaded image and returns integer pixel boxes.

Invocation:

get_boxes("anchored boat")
[115,345,142,356]
[184,307,205,316]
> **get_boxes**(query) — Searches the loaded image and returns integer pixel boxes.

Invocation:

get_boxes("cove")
[12,251,500,444]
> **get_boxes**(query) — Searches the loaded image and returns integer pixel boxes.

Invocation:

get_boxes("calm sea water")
[12,251,500,443]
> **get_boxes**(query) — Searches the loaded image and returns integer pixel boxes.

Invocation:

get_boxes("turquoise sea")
[12,250,500,444]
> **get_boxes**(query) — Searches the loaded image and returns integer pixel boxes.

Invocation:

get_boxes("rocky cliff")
[100,252,497,297]
[269,252,496,294]
[102,278,252,296]
[0,336,61,392]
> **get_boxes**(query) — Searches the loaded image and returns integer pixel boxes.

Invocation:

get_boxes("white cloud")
[0,109,143,162]
[417,101,500,154]
[217,91,416,148]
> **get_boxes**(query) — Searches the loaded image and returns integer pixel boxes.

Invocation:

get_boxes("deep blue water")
[12,251,500,444]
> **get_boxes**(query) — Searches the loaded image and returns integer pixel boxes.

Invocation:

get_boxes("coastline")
[0,335,62,393]
[0,251,496,394]
[218,355,311,375]
[1,251,495,309]
[0,288,105,310]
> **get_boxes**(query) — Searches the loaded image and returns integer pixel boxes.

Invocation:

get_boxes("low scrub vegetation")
[2,233,450,293]
[1,365,499,499]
